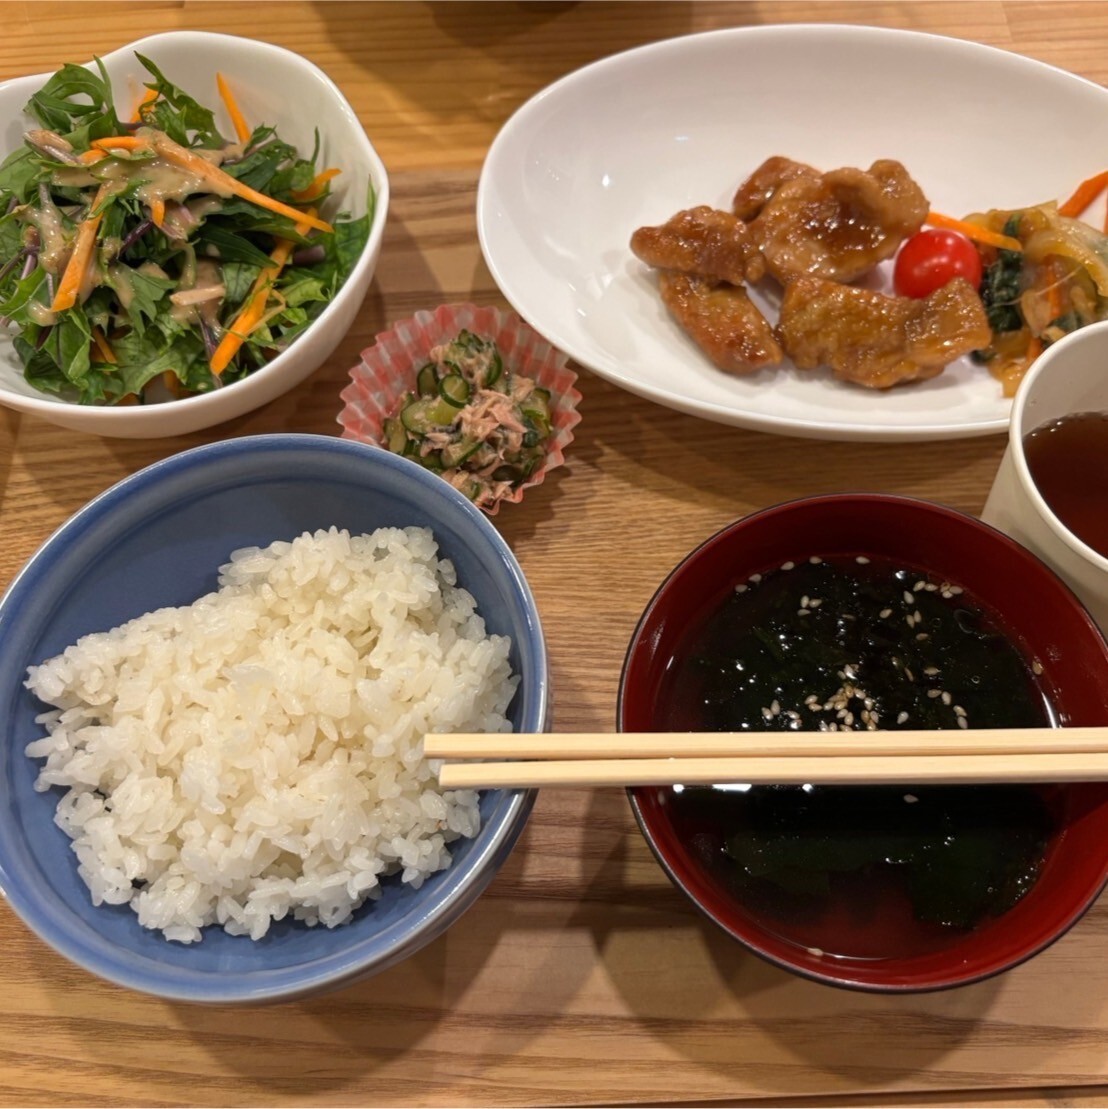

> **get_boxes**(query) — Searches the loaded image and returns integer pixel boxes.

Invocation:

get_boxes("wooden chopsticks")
[424,729,1108,789]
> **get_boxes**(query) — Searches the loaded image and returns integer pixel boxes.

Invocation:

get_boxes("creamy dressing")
[26,301,57,326]
[33,203,68,274]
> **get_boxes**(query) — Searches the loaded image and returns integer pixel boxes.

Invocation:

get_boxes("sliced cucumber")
[383,416,408,454]
[400,395,459,433]
[439,374,471,408]
[440,436,483,468]
[416,362,439,397]
[483,349,503,388]
[521,387,551,431]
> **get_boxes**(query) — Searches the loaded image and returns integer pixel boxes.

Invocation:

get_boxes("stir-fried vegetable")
[383,331,553,508]
[0,55,371,404]
[967,205,1108,395]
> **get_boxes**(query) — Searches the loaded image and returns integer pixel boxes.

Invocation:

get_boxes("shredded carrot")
[292,168,341,203]
[216,73,251,144]
[90,326,116,364]
[208,209,316,375]
[78,149,106,166]
[1102,193,1108,234]
[925,210,1023,253]
[91,135,149,152]
[162,371,181,396]
[150,197,166,229]
[51,186,108,312]
[149,134,332,234]
[1059,171,1108,219]
[131,86,158,124]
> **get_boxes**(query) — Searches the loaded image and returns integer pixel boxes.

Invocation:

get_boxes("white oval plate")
[477,25,1108,442]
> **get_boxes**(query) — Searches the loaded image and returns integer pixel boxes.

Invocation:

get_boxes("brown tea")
[1023,411,1108,558]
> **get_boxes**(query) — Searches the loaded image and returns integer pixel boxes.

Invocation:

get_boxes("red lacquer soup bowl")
[620,494,1108,992]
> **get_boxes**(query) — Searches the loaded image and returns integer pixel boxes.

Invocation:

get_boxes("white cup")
[982,319,1108,631]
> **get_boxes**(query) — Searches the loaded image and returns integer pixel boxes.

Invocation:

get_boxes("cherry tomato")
[893,229,984,299]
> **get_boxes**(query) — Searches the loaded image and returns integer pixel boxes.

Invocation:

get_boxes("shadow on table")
[558,789,1108,1095]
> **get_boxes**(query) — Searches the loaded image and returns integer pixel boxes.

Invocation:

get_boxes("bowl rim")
[0,31,390,428]
[0,433,546,1003]
[619,491,1108,993]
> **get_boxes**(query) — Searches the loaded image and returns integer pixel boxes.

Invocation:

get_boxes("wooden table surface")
[3,2,1108,1106]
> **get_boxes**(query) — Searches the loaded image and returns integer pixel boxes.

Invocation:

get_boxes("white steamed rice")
[24,526,517,944]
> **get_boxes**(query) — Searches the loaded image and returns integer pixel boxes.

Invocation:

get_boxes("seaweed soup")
[659,554,1057,962]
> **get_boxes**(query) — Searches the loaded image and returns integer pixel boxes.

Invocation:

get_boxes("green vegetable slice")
[439,373,470,408]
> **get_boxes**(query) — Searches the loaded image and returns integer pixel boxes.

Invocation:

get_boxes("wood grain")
[2,3,1108,1107]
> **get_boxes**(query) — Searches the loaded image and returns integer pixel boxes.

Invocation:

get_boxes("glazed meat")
[776,275,991,389]
[754,160,929,284]
[731,155,817,220]
[631,206,766,285]
[659,272,783,374]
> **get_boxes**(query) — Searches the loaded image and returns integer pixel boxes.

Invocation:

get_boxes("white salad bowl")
[0,31,388,438]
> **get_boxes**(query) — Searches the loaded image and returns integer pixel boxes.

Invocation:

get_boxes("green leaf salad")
[0,55,372,404]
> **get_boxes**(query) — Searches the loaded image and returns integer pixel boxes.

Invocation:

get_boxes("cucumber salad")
[383,331,553,507]
[0,55,370,404]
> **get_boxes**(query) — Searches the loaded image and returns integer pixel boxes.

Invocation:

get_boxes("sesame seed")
[916,633,929,641]
[913,610,922,623]
[904,794,918,804]
[810,555,823,564]
[735,583,748,593]
[808,946,824,957]
[761,707,773,721]
[1032,659,1044,675]
[770,700,781,715]
[923,667,939,676]
[953,705,966,718]
[879,608,892,619]
[927,689,941,699]
[897,711,909,724]
[809,598,823,607]
[950,586,963,595]
[904,668,915,682]
[941,691,952,705]
[844,712,854,726]
[925,582,938,592]
[797,608,811,617]
[750,573,762,584]
[903,591,914,604]
[800,595,810,607]
[781,560,795,571]
[856,556,870,565]
[914,581,926,592]
[957,716,969,729]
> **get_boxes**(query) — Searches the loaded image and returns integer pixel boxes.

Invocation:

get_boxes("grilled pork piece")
[659,272,783,374]
[731,155,818,221]
[754,160,928,284]
[777,275,990,389]
[631,205,766,285]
